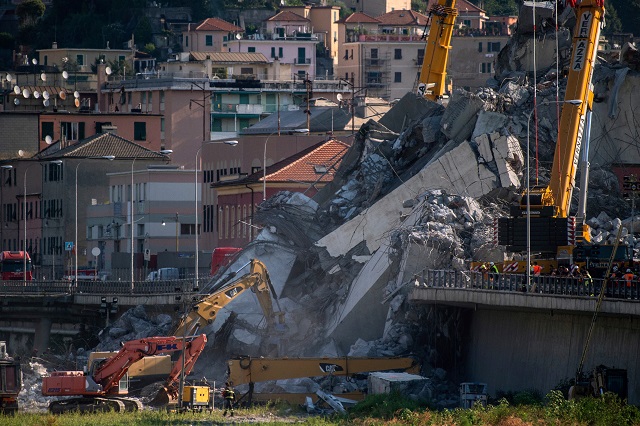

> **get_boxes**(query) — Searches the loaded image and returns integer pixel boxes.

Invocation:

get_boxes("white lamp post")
[23,160,62,284]
[262,129,309,201]
[75,156,114,284]
[525,99,582,286]
[194,140,238,289]
[131,150,172,291]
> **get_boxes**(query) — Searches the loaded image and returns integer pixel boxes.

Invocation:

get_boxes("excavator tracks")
[49,397,143,414]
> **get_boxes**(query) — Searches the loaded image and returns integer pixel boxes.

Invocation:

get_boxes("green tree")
[16,0,46,27]
[601,1,622,36]
[134,17,153,47]
[0,32,15,50]
[412,0,427,13]
[609,0,640,34]
[483,0,518,16]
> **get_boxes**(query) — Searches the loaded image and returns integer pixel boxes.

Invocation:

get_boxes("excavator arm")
[151,334,208,403]
[228,356,420,386]
[43,334,208,398]
[174,259,283,336]
[417,0,457,101]
[92,335,207,395]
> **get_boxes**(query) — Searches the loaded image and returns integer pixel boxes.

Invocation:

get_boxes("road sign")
[65,242,74,251]
[144,248,151,261]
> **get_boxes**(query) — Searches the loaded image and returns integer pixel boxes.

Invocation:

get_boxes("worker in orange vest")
[532,262,542,276]
[623,269,635,299]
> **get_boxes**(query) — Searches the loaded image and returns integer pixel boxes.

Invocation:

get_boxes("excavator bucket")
[147,386,174,407]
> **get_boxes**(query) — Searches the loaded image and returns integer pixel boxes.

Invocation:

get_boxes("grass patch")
[4,392,640,425]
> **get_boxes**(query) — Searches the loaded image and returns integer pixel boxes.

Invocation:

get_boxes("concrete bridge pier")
[34,317,53,355]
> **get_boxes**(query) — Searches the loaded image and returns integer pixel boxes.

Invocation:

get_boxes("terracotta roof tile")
[195,17,243,32]
[38,132,171,160]
[376,9,430,26]
[265,139,349,183]
[266,11,310,22]
[190,52,269,63]
[339,12,381,24]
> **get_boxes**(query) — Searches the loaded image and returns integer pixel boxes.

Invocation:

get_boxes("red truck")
[0,251,32,281]
[210,247,241,276]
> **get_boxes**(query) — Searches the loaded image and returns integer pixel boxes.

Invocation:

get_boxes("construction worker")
[623,269,635,299]
[489,262,499,289]
[222,382,235,417]
[582,269,593,297]
[532,262,542,276]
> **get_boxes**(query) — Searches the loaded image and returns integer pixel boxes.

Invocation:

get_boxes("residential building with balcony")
[336,5,514,99]
[336,10,427,100]
[181,17,243,53]
[343,0,410,17]
[225,10,318,81]
[279,5,342,71]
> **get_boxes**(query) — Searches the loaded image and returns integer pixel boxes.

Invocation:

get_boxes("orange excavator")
[42,334,207,413]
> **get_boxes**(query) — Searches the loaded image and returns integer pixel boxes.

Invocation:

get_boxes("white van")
[146,267,180,281]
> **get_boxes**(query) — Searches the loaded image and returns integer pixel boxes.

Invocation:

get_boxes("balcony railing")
[295,57,311,65]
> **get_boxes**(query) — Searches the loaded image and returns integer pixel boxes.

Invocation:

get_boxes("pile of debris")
[18,361,54,412]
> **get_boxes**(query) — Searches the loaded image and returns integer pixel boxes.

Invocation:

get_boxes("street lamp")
[525,99,582,286]
[263,129,309,201]
[75,156,114,284]
[194,140,238,288]
[23,160,62,284]
[131,150,172,291]
[162,213,179,251]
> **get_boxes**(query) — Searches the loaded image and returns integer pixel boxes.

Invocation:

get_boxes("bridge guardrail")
[0,279,203,296]
[412,270,640,300]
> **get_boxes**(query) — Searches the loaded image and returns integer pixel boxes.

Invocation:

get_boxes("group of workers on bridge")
[475,261,638,299]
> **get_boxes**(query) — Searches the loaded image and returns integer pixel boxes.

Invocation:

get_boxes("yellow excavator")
[174,258,285,337]
[416,0,457,101]
[92,259,285,407]
[227,355,421,404]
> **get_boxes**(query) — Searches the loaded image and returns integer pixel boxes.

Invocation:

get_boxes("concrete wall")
[466,308,640,404]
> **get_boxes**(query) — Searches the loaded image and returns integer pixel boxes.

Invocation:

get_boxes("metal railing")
[0,278,207,297]
[411,270,640,300]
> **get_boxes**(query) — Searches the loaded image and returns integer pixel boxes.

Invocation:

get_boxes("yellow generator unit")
[182,385,213,411]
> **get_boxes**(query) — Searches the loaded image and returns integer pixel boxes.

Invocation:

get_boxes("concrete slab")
[316,141,497,257]
[368,372,428,395]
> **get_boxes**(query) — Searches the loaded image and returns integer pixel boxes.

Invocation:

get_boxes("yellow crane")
[417,0,458,101]
[498,0,608,259]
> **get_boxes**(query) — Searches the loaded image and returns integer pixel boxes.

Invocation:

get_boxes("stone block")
[368,372,429,396]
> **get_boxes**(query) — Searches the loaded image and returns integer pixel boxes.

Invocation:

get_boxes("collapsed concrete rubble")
[28,9,640,407]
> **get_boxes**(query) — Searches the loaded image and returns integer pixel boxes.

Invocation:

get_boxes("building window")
[271,47,276,58]
[394,48,402,59]
[480,62,492,73]
[487,42,501,52]
[478,42,482,52]
[41,122,54,140]
[248,46,255,52]
[61,122,79,140]
[206,35,213,46]
[134,122,146,141]
[394,72,401,83]
[76,54,85,65]
[371,48,378,59]
[185,35,189,47]
[278,47,283,58]
[464,19,471,27]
